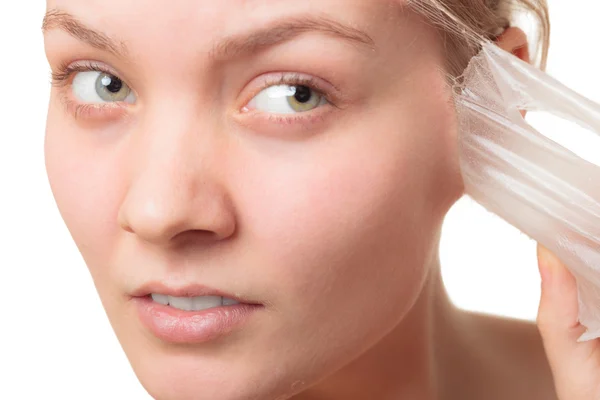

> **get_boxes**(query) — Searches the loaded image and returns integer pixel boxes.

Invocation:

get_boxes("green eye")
[248,84,327,114]
[72,71,136,104]
[286,85,323,112]
[95,73,131,102]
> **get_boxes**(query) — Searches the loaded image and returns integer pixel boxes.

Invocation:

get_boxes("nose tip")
[118,182,237,246]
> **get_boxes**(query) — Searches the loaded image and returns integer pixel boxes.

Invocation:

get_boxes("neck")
[293,241,469,400]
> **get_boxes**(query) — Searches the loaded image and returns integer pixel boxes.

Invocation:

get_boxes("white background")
[0,1,596,398]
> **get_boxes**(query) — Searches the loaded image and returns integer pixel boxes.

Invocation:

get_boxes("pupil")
[102,74,123,93]
[294,86,312,103]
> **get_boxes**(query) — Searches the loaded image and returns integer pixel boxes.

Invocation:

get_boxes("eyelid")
[230,72,346,136]
[239,72,344,112]
[57,92,129,121]
[51,60,138,106]
[51,60,125,87]
[50,59,136,121]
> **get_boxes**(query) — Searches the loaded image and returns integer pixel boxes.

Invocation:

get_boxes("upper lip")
[131,282,256,304]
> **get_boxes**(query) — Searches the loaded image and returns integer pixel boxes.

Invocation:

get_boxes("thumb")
[536,245,588,374]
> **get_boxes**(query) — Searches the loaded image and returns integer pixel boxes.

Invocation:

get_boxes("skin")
[537,246,600,400]
[42,1,573,399]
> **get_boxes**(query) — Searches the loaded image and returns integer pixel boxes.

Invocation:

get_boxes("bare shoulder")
[463,311,558,400]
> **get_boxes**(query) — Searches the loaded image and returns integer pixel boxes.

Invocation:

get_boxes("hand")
[536,244,600,399]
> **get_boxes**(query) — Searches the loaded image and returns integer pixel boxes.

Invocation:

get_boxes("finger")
[536,245,589,371]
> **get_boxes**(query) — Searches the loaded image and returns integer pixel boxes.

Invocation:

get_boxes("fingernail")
[538,245,561,284]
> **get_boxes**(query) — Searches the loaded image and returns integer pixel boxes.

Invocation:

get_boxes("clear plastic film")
[454,41,600,341]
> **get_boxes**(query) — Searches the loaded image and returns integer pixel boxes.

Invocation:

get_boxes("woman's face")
[44,0,463,398]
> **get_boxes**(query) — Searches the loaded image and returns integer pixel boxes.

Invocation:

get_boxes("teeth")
[168,296,195,311]
[151,293,169,305]
[222,297,240,306]
[150,294,240,311]
[192,296,222,310]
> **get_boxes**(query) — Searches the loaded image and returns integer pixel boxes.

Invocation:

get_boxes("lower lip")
[133,296,261,344]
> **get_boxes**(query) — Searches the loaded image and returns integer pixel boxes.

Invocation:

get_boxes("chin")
[126,352,308,400]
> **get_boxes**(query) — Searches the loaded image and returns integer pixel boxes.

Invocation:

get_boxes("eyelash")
[50,61,338,122]
[248,74,338,126]
[51,60,128,120]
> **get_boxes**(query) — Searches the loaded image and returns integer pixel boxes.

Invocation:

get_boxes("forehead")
[46,0,395,23]
[44,0,417,51]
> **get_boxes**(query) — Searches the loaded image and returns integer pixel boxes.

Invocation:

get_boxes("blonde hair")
[407,0,550,76]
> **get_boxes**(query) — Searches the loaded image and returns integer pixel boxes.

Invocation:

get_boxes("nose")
[117,106,236,247]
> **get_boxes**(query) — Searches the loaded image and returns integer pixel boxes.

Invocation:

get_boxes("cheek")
[229,71,461,359]
[225,110,453,381]
[234,104,456,323]
[44,98,122,282]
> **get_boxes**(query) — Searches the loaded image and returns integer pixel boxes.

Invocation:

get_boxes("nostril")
[173,229,220,245]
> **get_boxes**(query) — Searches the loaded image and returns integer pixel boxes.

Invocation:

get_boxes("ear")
[495,26,530,63]
[495,27,530,117]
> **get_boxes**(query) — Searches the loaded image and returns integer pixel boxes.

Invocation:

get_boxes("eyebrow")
[42,9,375,61]
[42,9,129,58]
[210,15,375,60]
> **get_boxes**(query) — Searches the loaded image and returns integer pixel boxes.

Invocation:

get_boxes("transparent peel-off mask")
[454,41,600,341]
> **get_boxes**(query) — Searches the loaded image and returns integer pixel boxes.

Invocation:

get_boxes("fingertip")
[538,244,560,270]
[536,245,580,334]
[537,244,556,285]
[537,245,575,284]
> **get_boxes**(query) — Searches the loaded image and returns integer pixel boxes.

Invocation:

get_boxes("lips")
[133,295,261,343]
[130,281,258,305]
[129,280,264,342]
